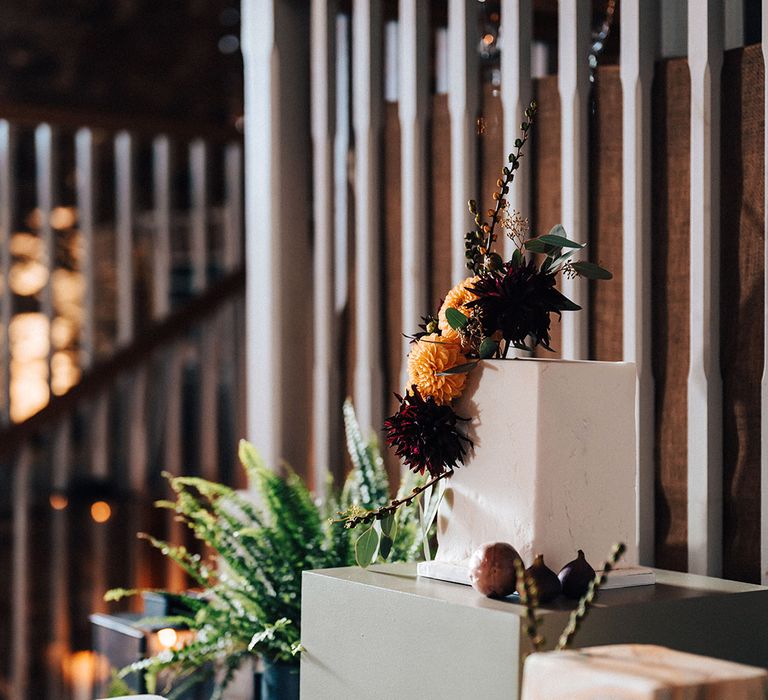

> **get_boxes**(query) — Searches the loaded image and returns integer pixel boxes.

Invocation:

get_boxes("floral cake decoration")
[336,101,612,555]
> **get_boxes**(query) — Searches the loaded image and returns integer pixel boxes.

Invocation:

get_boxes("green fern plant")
[106,401,433,698]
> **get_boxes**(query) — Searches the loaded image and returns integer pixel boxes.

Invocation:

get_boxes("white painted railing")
[242,0,764,585]
[0,107,245,697]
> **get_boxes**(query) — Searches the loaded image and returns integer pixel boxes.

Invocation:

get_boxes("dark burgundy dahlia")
[384,388,472,478]
[467,259,580,351]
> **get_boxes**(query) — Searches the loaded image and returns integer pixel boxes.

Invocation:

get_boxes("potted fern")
[106,402,439,699]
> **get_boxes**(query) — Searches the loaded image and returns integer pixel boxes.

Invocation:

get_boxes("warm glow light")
[52,350,81,396]
[9,260,49,296]
[63,650,110,700]
[50,493,68,510]
[10,313,50,358]
[482,33,495,46]
[156,627,178,649]
[90,501,112,523]
[10,232,42,258]
[50,206,77,230]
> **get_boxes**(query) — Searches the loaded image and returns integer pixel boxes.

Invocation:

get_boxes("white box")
[433,358,638,572]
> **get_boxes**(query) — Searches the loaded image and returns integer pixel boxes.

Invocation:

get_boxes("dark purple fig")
[468,542,522,598]
[525,554,562,603]
[558,549,596,599]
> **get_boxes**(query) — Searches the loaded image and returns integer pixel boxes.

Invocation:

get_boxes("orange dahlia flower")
[407,334,467,405]
[438,276,479,341]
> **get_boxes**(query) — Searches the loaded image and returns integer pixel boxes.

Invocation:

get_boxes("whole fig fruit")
[468,542,522,598]
[558,549,596,599]
[525,554,562,603]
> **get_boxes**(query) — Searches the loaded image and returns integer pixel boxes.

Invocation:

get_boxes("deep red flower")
[467,259,580,351]
[384,388,472,478]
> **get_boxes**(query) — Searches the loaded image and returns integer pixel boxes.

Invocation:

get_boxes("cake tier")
[435,358,638,571]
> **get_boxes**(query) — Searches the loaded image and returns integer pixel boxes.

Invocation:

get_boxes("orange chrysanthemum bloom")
[438,276,479,341]
[407,333,468,405]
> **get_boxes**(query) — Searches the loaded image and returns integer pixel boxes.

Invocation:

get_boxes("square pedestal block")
[301,564,768,700]
[521,645,768,699]
[436,358,638,571]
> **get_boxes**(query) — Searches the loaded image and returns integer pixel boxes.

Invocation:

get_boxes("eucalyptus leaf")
[379,534,393,561]
[549,248,579,269]
[536,233,585,249]
[355,526,379,568]
[511,247,523,269]
[437,361,479,375]
[570,261,613,280]
[445,307,469,331]
[478,337,498,359]
[551,290,582,311]
[380,512,397,539]
[523,238,559,255]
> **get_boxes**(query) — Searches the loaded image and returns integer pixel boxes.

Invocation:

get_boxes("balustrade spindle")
[76,128,96,369]
[35,124,55,387]
[762,0,768,587]
[115,131,135,347]
[352,0,384,434]
[558,0,590,360]
[0,121,14,425]
[687,0,723,578]
[621,0,657,567]
[334,14,351,316]
[224,143,243,273]
[311,0,337,489]
[190,139,208,294]
[448,0,479,285]
[11,444,32,700]
[152,136,172,320]
[500,0,532,260]
[399,0,429,388]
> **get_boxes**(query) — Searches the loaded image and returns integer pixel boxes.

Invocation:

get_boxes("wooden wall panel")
[531,76,563,357]
[589,65,623,362]
[651,57,691,572]
[720,44,764,583]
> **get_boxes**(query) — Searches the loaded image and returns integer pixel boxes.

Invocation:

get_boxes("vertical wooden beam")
[448,0,479,285]
[399,0,429,384]
[621,0,657,567]
[687,0,723,577]
[189,139,208,294]
[311,0,338,490]
[500,0,532,259]
[0,121,14,424]
[558,0,590,360]
[152,136,172,320]
[352,0,384,434]
[115,131,134,347]
[76,128,96,369]
[761,0,768,586]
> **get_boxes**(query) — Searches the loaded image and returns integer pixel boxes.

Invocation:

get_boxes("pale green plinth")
[300,563,768,700]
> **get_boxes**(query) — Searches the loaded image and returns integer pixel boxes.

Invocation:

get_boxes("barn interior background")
[1,0,767,698]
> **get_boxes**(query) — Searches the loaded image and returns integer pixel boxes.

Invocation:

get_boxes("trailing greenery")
[106,401,432,699]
